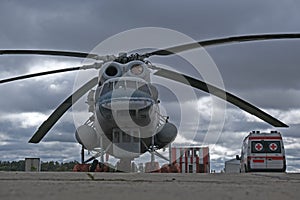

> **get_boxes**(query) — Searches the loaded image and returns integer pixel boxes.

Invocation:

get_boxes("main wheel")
[90,160,99,172]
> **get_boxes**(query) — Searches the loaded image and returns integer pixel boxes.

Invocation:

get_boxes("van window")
[251,141,282,153]
[251,141,264,153]
[265,141,281,153]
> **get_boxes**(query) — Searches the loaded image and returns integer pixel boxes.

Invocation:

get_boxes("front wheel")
[89,160,99,172]
[241,164,248,173]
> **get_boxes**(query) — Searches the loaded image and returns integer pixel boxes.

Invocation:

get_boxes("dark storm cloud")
[0,57,34,77]
[0,117,75,143]
[0,0,101,50]
[0,120,34,140]
[0,72,75,112]
[43,121,77,143]
[1,0,299,51]
[280,124,300,138]
[209,42,300,90]
[235,88,300,110]
[0,142,80,162]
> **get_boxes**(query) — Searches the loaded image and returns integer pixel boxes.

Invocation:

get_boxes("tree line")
[0,160,79,171]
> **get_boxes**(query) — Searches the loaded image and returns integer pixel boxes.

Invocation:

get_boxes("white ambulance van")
[237,131,286,172]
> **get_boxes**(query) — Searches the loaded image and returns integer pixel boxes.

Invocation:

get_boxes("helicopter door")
[112,129,141,158]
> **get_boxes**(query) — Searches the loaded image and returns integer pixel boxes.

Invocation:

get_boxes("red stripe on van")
[249,136,282,140]
[248,156,284,160]
[253,160,265,163]
[267,156,285,160]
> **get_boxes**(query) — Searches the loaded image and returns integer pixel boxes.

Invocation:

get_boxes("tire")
[244,164,248,173]
[90,160,99,172]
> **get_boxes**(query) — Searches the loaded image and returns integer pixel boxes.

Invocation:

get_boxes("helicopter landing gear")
[89,159,99,172]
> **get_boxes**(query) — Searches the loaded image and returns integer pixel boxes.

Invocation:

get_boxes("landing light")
[130,64,143,75]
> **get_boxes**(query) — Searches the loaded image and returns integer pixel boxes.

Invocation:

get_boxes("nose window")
[126,80,137,89]
[100,80,151,95]
[114,80,125,89]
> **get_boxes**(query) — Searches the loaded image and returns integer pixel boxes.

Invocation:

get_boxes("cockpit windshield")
[100,79,151,96]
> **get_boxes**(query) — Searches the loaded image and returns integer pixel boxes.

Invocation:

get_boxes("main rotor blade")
[145,33,300,57]
[0,50,99,59]
[29,77,98,143]
[154,68,288,127]
[0,67,81,84]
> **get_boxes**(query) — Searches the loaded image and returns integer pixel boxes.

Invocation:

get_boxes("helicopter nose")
[97,88,155,125]
[98,88,154,109]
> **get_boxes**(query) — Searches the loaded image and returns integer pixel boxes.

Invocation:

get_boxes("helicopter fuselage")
[76,60,177,160]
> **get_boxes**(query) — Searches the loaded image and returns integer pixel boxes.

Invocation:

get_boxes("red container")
[171,147,210,173]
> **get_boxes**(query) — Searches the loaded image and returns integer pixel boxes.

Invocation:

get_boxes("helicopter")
[1,33,299,172]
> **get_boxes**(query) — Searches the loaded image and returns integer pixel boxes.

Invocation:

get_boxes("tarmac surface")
[0,172,300,200]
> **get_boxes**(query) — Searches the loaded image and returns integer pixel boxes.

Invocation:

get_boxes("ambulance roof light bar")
[251,130,260,134]
[270,130,278,133]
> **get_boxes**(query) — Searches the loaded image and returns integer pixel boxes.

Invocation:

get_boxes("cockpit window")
[114,80,125,89]
[138,84,150,94]
[101,80,151,95]
[126,80,137,89]
[100,82,113,96]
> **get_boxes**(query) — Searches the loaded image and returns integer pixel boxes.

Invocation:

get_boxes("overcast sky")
[1,0,300,172]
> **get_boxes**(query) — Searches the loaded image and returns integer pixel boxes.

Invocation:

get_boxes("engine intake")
[99,62,122,85]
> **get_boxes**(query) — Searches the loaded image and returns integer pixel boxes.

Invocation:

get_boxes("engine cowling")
[154,122,177,148]
[98,62,123,85]
[75,125,99,150]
